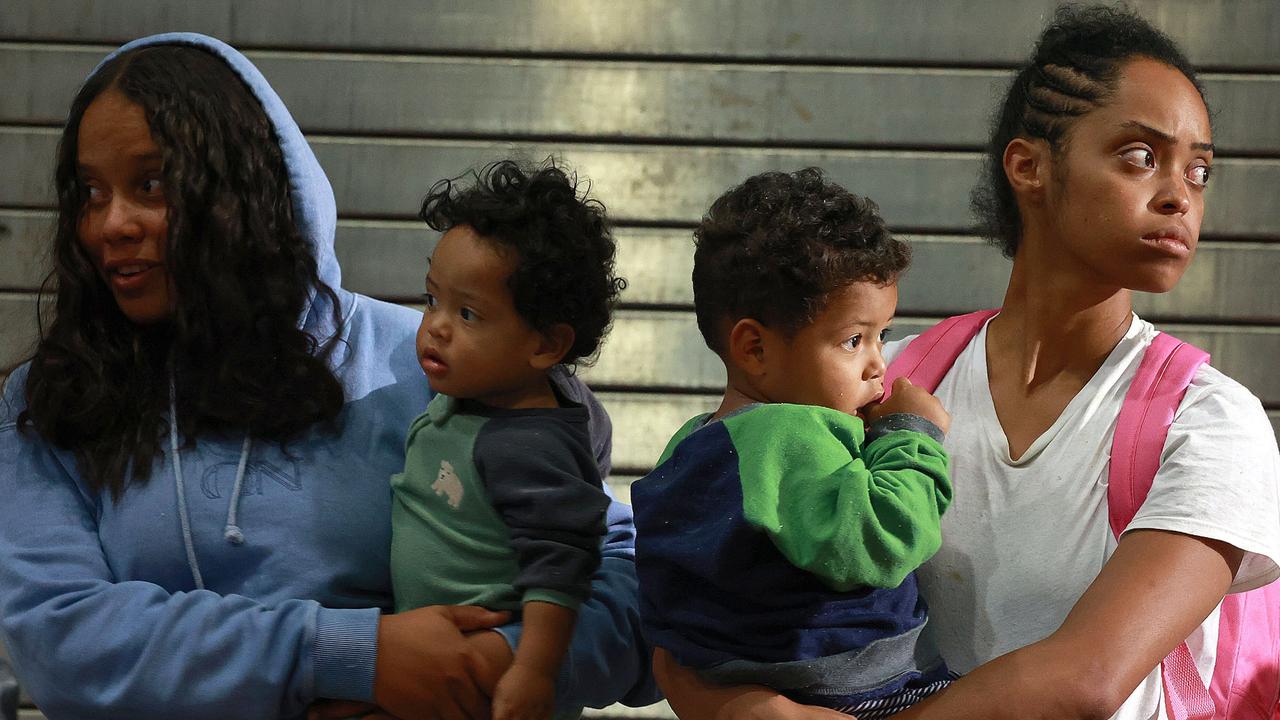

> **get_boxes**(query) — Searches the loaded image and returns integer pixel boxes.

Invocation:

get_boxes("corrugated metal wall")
[1,3,1277,718]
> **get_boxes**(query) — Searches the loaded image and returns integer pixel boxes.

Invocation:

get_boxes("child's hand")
[864,377,950,434]
[491,662,556,720]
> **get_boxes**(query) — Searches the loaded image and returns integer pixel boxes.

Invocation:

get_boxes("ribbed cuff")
[866,413,945,445]
[313,606,381,701]
[493,621,521,654]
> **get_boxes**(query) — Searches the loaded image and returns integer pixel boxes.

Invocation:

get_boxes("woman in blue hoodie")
[0,34,655,720]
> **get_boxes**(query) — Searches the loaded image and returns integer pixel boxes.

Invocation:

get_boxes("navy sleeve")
[550,368,613,480]
[474,413,610,607]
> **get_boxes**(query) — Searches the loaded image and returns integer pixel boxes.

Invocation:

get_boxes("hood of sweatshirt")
[90,33,370,577]
[97,33,345,345]
[25,31,436,601]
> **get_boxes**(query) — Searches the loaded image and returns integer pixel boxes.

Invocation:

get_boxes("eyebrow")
[75,151,164,172]
[1120,120,1214,153]
[424,274,484,305]
[840,317,892,331]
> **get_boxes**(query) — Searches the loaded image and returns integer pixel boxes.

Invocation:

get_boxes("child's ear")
[1003,137,1049,204]
[726,318,769,377]
[529,323,576,370]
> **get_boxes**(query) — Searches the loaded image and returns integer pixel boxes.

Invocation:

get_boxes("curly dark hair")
[693,168,909,355]
[972,3,1209,257]
[419,159,626,367]
[17,44,345,499]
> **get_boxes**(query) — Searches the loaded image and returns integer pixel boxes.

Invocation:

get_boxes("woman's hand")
[464,628,515,695]
[374,605,510,720]
[652,648,851,720]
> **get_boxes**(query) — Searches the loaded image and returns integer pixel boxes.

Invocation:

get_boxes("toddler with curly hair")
[389,159,625,720]
[633,168,956,718]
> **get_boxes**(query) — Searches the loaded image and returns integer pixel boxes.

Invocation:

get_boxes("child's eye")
[460,307,477,321]
[422,292,437,309]
[843,334,862,350]
[879,328,892,343]
[1120,147,1156,169]
[141,177,164,196]
[1186,164,1211,187]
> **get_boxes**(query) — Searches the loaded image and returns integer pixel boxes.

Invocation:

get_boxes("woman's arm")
[655,528,1240,720]
[653,648,850,720]
[0,414,510,720]
[0,420,380,719]
[892,528,1241,719]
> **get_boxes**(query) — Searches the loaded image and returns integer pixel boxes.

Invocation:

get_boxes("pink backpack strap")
[883,309,999,394]
[1107,333,1209,537]
[1108,332,1213,720]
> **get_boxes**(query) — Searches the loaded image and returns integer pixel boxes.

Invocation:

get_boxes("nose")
[864,343,887,381]
[421,307,450,341]
[99,196,145,245]
[1152,171,1192,216]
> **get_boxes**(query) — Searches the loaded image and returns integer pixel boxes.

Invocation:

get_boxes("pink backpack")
[884,310,1280,720]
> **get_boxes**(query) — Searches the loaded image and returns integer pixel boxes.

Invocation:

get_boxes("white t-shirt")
[884,313,1280,720]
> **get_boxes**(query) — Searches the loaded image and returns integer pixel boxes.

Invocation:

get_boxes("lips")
[419,348,448,376]
[1141,226,1193,257]
[103,259,162,293]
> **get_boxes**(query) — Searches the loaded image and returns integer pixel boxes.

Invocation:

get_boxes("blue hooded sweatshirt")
[0,33,656,720]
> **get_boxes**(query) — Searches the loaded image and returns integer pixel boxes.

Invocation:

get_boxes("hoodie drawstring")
[223,436,252,545]
[169,375,206,590]
[169,375,253,591]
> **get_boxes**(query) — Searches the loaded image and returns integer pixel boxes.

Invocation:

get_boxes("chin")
[1127,269,1189,294]
[119,305,172,325]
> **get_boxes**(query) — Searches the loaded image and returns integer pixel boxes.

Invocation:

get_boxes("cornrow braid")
[971,4,1208,257]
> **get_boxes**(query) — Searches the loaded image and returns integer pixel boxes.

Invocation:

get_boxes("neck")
[713,369,769,420]
[992,242,1135,388]
[471,375,560,410]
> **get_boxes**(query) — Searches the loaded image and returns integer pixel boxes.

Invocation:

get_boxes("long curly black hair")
[693,168,909,355]
[17,44,345,500]
[419,159,626,367]
[971,4,1208,257]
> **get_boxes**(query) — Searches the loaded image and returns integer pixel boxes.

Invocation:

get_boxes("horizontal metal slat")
[602,390,1280,475]
[5,293,1278,408]
[3,1,1277,70]
[5,46,1276,153]
[6,212,1278,325]
[589,313,1280,407]
[597,392,718,472]
[4,129,1278,236]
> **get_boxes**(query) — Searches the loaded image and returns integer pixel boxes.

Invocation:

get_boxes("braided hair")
[971,4,1208,257]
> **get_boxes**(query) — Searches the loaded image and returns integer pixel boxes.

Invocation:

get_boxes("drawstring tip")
[224,525,245,545]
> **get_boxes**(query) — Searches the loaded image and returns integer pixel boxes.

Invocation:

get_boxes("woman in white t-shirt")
[653,6,1280,719]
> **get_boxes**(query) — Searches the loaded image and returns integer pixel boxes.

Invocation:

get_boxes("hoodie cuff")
[493,621,521,654]
[866,413,946,445]
[314,606,381,702]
